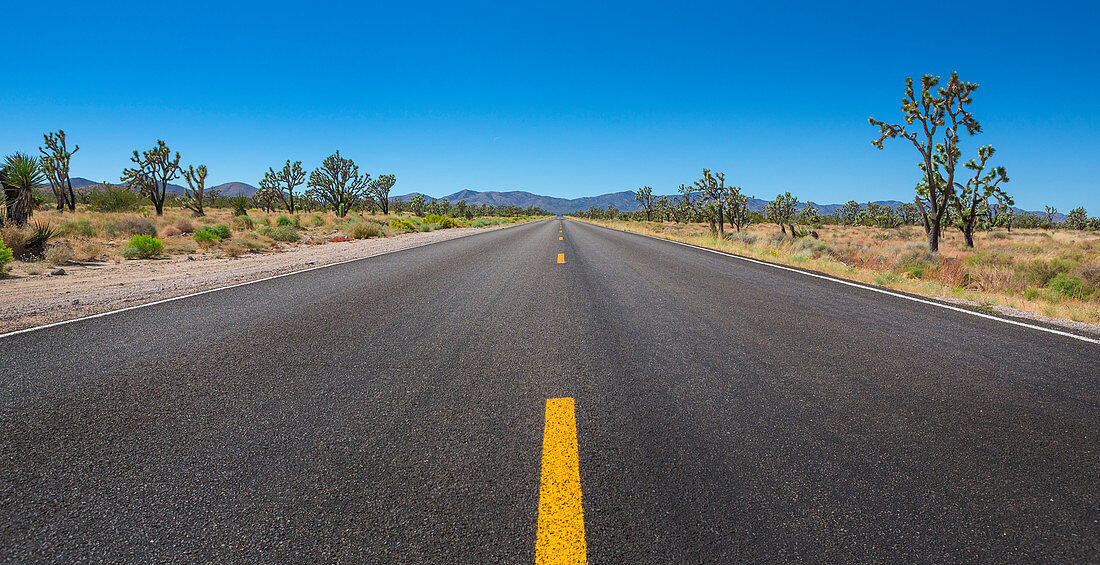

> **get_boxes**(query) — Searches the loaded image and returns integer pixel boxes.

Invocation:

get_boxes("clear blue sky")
[3,0,1097,211]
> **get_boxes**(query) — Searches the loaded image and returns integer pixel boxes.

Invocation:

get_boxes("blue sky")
[3,1,1097,211]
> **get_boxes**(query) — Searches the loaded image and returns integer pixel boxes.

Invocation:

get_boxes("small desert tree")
[259,160,306,213]
[182,164,208,216]
[634,185,656,221]
[307,151,368,217]
[766,192,798,235]
[950,145,1010,247]
[121,140,181,215]
[693,169,728,235]
[723,186,750,232]
[1066,207,1088,230]
[1,153,44,226]
[39,130,79,212]
[870,73,981,251]
[369,174,396,214]
[410,194,426,216]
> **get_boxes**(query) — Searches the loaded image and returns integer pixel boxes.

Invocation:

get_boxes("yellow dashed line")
[557,253,565,264]
[559,236,563,240]
[536,398,587,565]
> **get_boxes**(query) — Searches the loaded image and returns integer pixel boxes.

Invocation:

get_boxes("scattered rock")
[809,230,819,239]
[72,299,80,305]
[50,268,66,276]
[327,236,351,243]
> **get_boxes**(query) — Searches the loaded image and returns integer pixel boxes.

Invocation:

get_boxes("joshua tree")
[798,202,821,227]
[693,169,728,235]
[39,130,79,212]
[634,185,656,221]
[1044,206,1057,226]
[1066,207,1087,230]
[2,153,44,226]
[410,194,426,216]
[121,140,181,215]
[766,192,798,235]
[182,164,208,216]
[870,73,981,251]
[258,160,306,213]
[723,186,750,232]
[949,145,1010,247]
[307,151,368,217]
[369,174,397,214]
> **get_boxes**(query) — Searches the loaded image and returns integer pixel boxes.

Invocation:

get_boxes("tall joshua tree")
[694,169,728,236]
[39,130,79,212]
[122,140,181,215]
[259,160,306,213]
[870,73,981,251]
[634,185,656,221]
[182,164,209,216]
[369,174,397,214]
[307,151,368,217]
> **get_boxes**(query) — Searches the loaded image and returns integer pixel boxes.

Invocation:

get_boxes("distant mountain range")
[66,177,1064,219]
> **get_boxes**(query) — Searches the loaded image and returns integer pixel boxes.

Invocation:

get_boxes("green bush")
[233,215,255,230]
[0,236,13,273]
[270,225,300,242]
[231,195,250,216]
[424,214,456,229]
[122,234,163,259]
[276,215,294,227]
[389,218,417,232]
[256,225,275,237]
[310,215,325,227]
[87,186,142,212]
[211,224,231,239]
[60,219,96,238]
[1026,258,1073,285]
[193,226,223,244]
[1048,272,1091,299]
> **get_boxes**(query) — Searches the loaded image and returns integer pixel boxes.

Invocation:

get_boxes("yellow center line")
[557,253,565,264]
[559,236,563,240]
[536,398,587,565]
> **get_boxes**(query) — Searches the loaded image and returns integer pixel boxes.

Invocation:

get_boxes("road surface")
[2,218,1097,562]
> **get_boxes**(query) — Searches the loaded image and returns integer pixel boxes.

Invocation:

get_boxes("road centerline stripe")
[536,398,587,565]
[557,253,565,264]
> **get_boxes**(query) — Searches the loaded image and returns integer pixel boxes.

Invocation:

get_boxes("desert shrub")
[109,217,157,237]
[45,243,73,266]
[1075,263,1100,286]
[0,226,28,257]
[173,219,194,233]
[0,236,13,273]
[15,222,58,260]
[424,214,456,229]
[60,219,96,238]
[193,226,223,244]
[988,232,1008,240]
[211,224,231,239]
[1048,272,1091,299]
[389,218,417,232]
[347,221,382,239]
[276,215,294,227]
[162,226,182,237]
[417,223,438,232]
[725,232,758,245]
[256,225,275,237]
[233,215,255,230]
[87,186,142,212]
[310,215,325,227]
[122,234,163,259]
[1025,258,1073,285]
[270,225,300,242]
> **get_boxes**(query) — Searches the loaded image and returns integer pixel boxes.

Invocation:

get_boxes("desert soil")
[0,225,515,334]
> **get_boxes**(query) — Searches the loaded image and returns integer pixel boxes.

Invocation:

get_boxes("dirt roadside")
[0,224,516,334]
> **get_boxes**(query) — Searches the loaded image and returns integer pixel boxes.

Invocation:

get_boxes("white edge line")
[575,219,1100,346]
[0,220,543,340]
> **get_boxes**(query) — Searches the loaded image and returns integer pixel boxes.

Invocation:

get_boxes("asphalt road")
[2,218,1097,563]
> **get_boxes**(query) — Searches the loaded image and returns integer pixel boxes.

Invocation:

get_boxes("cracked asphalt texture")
[1,218,1097,562]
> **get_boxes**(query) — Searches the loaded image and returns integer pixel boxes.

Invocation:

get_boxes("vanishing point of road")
[2,219,1097,562]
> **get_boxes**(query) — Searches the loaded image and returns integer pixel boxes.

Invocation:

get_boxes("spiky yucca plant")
[2,152,45,226]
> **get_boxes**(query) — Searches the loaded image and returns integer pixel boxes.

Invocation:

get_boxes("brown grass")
[585,219,1100,324]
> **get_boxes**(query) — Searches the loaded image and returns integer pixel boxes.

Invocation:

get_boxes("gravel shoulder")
[0,225,516,334]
